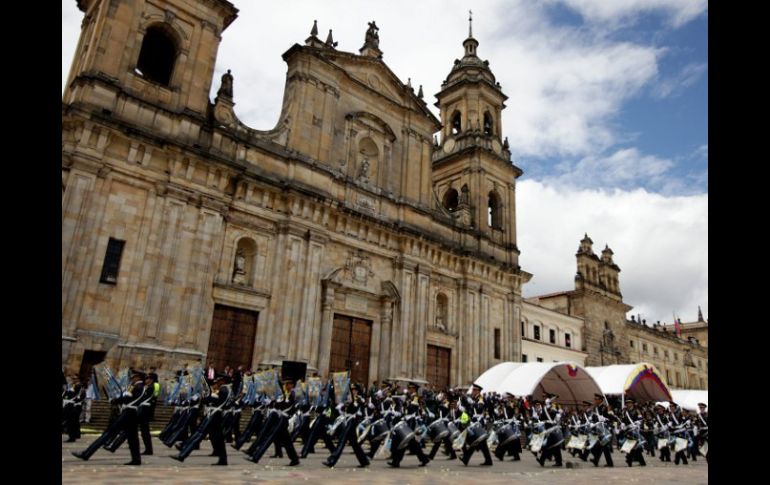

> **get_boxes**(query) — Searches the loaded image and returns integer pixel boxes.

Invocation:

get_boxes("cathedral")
[62,0,529,388]
[62,0,707,391]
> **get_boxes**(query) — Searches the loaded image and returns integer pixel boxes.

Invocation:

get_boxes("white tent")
[670,389,708,411]
[586,363,672,403]
[473,361,604,407]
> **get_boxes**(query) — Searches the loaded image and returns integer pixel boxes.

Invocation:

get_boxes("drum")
[595,423,612,447]
[392,420,416,450]
[699,440,708,456]
[529,433,545,452]
[620,438,637,453]
[427,419,450,442]
[447,421,461,440]
[545,425,564,449]
[587,435,599,450]
[674,437,689,453]
[496,423,520,446]
[657,437,669,450]
[575,434,588,450]
[466,422,489,447]
[371,419,391,442]
[566,435,583,450]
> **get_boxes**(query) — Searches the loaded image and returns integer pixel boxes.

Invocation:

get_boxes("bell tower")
[432,12,523,266]
[63,0,238,116]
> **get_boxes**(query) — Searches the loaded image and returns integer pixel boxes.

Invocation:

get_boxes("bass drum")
[466,422,489,447]
[370,419,391,443]
[495,423,520,446]
[544,425,564,449]
[427,419,450,442]
[595,423,612,447]
[447,421,461,441]
[391,420,416,450]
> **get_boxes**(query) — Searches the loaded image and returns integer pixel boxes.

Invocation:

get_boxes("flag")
[674,318,682,337]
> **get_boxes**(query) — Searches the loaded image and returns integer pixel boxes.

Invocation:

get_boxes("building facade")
[520,301,587,365]
[529,235,708,390]
[62,0,531,388]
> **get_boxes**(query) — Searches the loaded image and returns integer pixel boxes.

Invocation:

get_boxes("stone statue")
[459,184,470,205]
[365,21,379,49]
[232,248,246,284]
[358,156,370,182]
[218,69,233,98]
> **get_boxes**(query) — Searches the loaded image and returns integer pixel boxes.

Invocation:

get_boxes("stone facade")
[61,0,530,387]
[528,235,708,390]
[521,301,587,365]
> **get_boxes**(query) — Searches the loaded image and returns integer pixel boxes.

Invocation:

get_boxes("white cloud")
[546,147,675,191]
[652,62,708,99]
[518,180,708,325]
[550,0,708,28]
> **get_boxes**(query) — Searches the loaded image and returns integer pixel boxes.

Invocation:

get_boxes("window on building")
[487,191,503,229]
[697,359,702,369]
[630,340,634,348]
[522,354,528,362]
[483,111,493,136]
[521,322,525,337]
[674,352,679,361]
[565,333,571,348]
[642,343,648,353]
[537,357,543,362]
[442,188,459,212]
[549,329,556,344]
[451,111,462,135]
[494,328,501,360]
[664,350,669,359]
[100,238,126,285]
[666,370,671,384]
[700,377,704,389]
[653,346,658,356]
[136,25,178,86]
[435,293,448,331]
[534,325,540,341]
[676,372,681,386]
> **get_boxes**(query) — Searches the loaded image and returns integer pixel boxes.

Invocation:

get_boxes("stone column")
[317,282,336,377]
[379,297,394,381]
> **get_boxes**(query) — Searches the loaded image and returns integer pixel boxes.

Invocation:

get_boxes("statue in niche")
[357,156,370,183]
[232,248,247,284]
[218,69,233,98]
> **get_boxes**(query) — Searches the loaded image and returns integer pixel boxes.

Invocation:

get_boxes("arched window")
[443,188,459,212]
[136,25,178,86]
[483,111,493,136]
[435,293,448,331]
[487,191,502,229]
[451,111,462,135]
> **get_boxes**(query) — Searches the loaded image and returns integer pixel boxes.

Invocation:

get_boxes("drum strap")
[698,413,707,426]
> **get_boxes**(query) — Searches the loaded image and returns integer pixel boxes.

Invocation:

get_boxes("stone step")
[83,400,253,432]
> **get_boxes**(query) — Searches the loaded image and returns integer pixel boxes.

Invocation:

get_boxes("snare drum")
[699,440,708,456]
[587,435,599,450]
[466,422,489,447]
[427,419,450,442]
[674,437,689,453]
[370,419,391,443]
[529,433,545,452]
[657,436,669,450]
[620,438,637,453]
[545,425,564,449]
[566,435,583,450]
[391,420,416,450]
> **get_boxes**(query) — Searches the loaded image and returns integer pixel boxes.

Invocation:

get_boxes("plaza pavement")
[62,434,707,484]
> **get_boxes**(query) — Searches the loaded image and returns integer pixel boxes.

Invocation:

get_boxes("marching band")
[64,366,709,469]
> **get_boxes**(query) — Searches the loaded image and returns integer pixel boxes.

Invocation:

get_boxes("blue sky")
[62,0,708,325]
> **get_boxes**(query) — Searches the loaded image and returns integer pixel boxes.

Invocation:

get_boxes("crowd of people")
[63,365,708,469]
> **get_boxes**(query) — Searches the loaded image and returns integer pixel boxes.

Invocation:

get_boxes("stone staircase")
[83,401,254,432]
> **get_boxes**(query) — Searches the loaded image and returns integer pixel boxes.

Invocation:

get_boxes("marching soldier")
[323,383,370,468]
[587,393,614,467]
[62,375,85,442]
[459,384,493,466]
[387,382,431,468]
[620,399,646,467]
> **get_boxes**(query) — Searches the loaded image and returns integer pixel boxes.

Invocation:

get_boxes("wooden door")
[427,344,451,391]
[207,304,259,372]
[329,314,372,386]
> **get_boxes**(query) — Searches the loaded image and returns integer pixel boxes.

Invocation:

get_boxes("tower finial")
[469,9,473,38]
[698,306,704,322]
[311,20,318,37]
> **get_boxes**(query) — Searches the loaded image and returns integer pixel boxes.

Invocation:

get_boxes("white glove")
[336,403,344,411]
